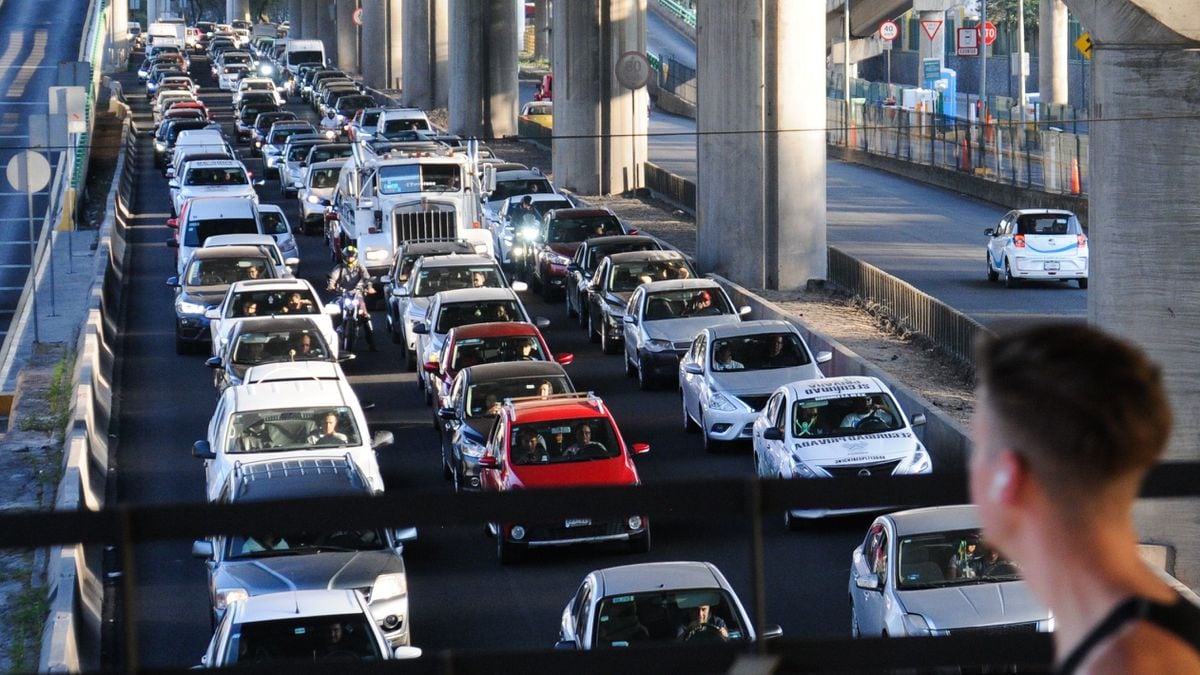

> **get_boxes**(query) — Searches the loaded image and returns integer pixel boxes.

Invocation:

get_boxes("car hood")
[547,242,580,258]
[214,550,402,595]
[305,186,334,199]
[180,286,230,305]
[710,364,824,396]
[645,315,742,343]
[794,429,920,465]
[406,297,433,315]
[509,459,637,489]
[180,185,255,199]
[604,291,633,307]
[899,581,1049,630]
[463,418,493,440]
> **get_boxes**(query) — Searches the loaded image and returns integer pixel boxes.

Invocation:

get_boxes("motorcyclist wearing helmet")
[319,110,340,138]
[328,246,377,351]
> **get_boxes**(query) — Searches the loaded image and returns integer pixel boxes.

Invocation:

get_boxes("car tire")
[637,359,654,391]
[850,604,861,638]
[600,324,618,355]
[541,278,555,302]
[389,320,402,344]
[1078,278,1088,289]
[565,289,577,318]
[625,352,637,377]
[577,295,589,328]
[588,312,601,344]
[175,334,188,355]
[701,413,720,453]
[497,535,524,565]
[682,399,699,433]
[628,528,651,554]
[986,254,999,282]
[784,507,802,531]
[1004,259,1020,288]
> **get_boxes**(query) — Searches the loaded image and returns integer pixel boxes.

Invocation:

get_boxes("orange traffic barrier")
[960,138,970,172]
[1070,157,1081,195]
[848,119,857,147]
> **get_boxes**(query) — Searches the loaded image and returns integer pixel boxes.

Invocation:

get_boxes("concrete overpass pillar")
[449,0,518,138]
[1069,0,1200,587]
[551,0,648,195]
[401,0,449,108]
[300,0,318,38]
[361,0,388,88]
[534,0,550,61]
[288,0,304,37]
[226,0,250,23]
[696,0,825,289]
[111,0,128,66]
[336,0,359,74]
[1038,0,1069,104]
[146,0,160,22]
[317,1,338,62]
[387,0,403,90]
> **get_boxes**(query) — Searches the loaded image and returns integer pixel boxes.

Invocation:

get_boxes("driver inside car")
[676,604,729,642]
[839,396,895,429]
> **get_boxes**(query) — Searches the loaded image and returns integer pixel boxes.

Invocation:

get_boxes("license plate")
[564,518,591,528]
[1043,261,1060,271]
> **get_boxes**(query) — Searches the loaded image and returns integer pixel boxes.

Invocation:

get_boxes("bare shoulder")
[1081,622,1200,674]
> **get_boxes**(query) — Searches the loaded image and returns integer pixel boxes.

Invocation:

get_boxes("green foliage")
[6,581,48,673]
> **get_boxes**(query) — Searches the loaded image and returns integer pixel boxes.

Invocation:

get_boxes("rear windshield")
[184,167,248,186]
[436,300,520,333]
[548,216,623,243]
[491,178,555,202]
[465,376,573,417]
[184,256,271,286]
[185,217,259,247]
[610,260,691,291]
[413,265,502,297]
[642,288,731,320]
[1015,213,1079,235]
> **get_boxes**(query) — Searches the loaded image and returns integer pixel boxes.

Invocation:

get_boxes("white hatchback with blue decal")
[985,208,1088,289]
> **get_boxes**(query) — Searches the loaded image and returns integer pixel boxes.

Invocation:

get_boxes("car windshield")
[287,144,317,161]
[227,407,362,454]
[490,178,554,203]
[510,417,620,465]
[232,328,329,365]
[790,392,904,439]
[610,260,691,292]
[184,167,248,186]
[224,613,383,664]
[897,529,1022,590]
[225,527,386,560]
[548,216,622,243]
[1015,213,1079,235]
[710,333,810,372]
[228,289,319,318]
[592,589,746,647]
[413,265,502,297]
[435,300,519,333]
[308,146,352,163]
[309,168,340,189]
[450,335,545,371]
[289,49,323,64]
[260,211,289,235]
[642,288,730,320]
[465,376,572,417]
[270,127,308,144]
[382,117,430,133]
[377,163,460,194]
[586,242,658,271]
[336,96,374,111]
[185,257,272,287]
[184,218,259,248]
[359,111,382,127]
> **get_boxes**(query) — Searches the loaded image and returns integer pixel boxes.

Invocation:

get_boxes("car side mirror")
[380,275,392,285]
[478,455,498,470]
[423,361,440,374]
[337,352,357,362]
[371,430,394,450]
[511,281,528,292]
[761,624,783,640]
[762,427,784,441]
[438,407,458,421]
[204,308,221,320]
[392,527,418,544]
[683,363,703,375]
[631,442,650,455]
[190,540,215,559]
[253,178,266,187]
[855,574,881,591]
[566,263,580,273]
[284,257,299,267]
[168,179,179,189]
[166,276,180,287]
[205,356,222,369]
[412,322,428,335]
[391,287,407,298]
[393,646,423,660]
[323,304,340,316]
[192,440,215,460]
[554,353,574,366]
[553,639,579,651]
[910,413,927,427]
[622,315,636,324]
[815,351,832,364]
[738,305,752,316]
[166,239,179,249]
[534,317,550,329]
[166,218,179,229]
[984,228,995,236]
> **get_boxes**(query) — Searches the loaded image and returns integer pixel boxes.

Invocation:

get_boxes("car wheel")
[628,528,651,554]
[784,503,802,531]
[850,604,861,638]
[600,324,618,355]
[986,254,999,282]
[175,334,188,355]
[625,351,637,377]
[389,319,402,344]
[565,289,577,318]
[1078,277,1088,289]
[404,343,416,371]
[541,278,555,301]
[588,312,601,344]
[577,295,589,328]
[1004,259,1020,288]
[637,359,654,391]
[701,412,720,453]
[497,535,524,565]
[683,398,699,433]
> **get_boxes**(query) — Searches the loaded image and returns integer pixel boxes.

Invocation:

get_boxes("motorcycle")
[334,285,376,352]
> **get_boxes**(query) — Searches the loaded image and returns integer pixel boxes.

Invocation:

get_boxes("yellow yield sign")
[1075,33,1093,60]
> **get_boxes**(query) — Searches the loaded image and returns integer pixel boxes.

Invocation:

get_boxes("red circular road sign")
[353,8,364,26]
[879,20,899,41]
[977,21,997,45]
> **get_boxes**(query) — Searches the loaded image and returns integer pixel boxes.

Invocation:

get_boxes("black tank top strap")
[1058,592,1200,674]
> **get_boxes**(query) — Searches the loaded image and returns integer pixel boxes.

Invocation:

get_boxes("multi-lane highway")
[0,0,90,338]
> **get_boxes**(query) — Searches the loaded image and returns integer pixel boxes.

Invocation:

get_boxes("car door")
[853,522,889,636]
[988,212,1014,269]
[762,392,790,477]
[479,417,506,493]
[753,392,780,476]
[204,399,230,497]
[680,332,705,416]
[622,288,644,364]
[586,258,609,327]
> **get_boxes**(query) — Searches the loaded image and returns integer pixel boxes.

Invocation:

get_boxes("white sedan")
[752,375,932,524]
[205,278,337,357]
[680,320,830,451]
[985,208,1088,288]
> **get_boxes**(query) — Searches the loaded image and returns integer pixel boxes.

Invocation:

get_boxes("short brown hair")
[976,322,1171,487]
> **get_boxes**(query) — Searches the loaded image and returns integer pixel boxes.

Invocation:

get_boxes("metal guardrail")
[827,246,991,368]
[658,0,697,28]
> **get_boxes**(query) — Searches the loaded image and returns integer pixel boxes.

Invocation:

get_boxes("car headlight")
[789,448,819,478]
[155,141,167,152]
[901,613,947,637]
[548,252,571,266]
[259,64,273,75]
[371,573,408,601]
[177,299,207,315]
[460,436,486,458]
[214,587,248,610]
[708,391,740,412]
[306,194,321,204]
[896,444,933,475]
[1037,616,1055,633]
[644,338,673,352]
[365,248,389,263]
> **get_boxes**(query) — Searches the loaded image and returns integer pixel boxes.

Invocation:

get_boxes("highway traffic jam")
[132,16,1052,667]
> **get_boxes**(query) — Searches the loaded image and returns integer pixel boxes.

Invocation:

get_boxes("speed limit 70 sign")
[879,20,899,41]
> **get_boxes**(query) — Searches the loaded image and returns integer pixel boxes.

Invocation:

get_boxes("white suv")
[374,107,432,139]
[170,159,259,217]
[191,361,392,502]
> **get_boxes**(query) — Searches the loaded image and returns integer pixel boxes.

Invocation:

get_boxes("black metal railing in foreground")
[14,465,1200,674]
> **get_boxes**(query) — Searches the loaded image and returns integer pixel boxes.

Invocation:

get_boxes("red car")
[478,392,650,563]
[424,321,573,408]
[523,207,631,301]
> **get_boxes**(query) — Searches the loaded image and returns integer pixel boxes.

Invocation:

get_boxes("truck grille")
[393,206,456,243]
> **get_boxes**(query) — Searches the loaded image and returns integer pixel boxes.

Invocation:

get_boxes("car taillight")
[1013,234,1025,248]
[368,226,378,234]
[1077,234,1087,248]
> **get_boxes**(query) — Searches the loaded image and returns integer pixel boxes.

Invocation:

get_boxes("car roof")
[606,249,683,264]
[183,198,256,218]
[594,561,724,597]
[230,315,324,335]
[232,457,368,502]
[585,235,658,249]
[434,287,519,303]
[639,278,720,292]
[235,589,363,623]
[781,375,888,400]
[508,392,611,424]
[234,369,350,410]
[548,208,613,219]
[401,240,477,256]
[257,204,285,215]
[184,159,244,168]
[191,245,269,260]
[449,321,539,340]
[1011,208,1077,217]
[204,234,277,248]
[227,278,314,293]
[706,320,798,339]
[461,360,570,383]
[496,169,549,180]
[417,253,496,269]
[884,504,980,537]
[507,193,569,204]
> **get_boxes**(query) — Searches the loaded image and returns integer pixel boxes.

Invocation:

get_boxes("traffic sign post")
[879,20,898,87]
[977,21,997,45]
[615,52,651,192]
[956,27,979,57]
[6,151,52,342]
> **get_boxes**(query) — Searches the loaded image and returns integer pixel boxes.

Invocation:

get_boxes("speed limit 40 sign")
[879,20,899,41]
